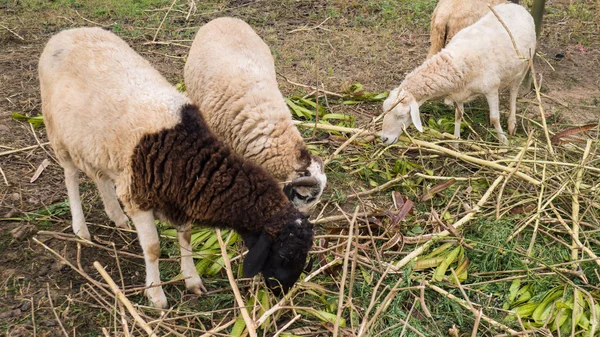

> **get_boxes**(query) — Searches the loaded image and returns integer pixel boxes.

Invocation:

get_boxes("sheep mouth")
[283,180,321,210]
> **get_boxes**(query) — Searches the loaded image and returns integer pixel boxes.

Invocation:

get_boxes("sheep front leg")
[454,102,465,139]
[485,91,508,145]
[177,223,206,295]
[129,210,168,309]
[508,83,519,136]
[63,163,91,241]
[94,175,129,229]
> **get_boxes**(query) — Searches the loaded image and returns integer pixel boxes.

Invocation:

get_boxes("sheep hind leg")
[508,83,519,136]
[93,174,129,229]
[486,91,508,145]
[63,162,91,241]
[129,210,168,309]
[178,223,206,295]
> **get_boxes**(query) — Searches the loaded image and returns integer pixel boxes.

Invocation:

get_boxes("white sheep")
[39,27,314,309]
[428,0,519,58]
[381,3,536,146]
[184,17,326,214]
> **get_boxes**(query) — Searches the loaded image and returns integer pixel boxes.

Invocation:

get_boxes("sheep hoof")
[146,288,168,309]
[114,216,130,229]
[499,135,509,146]
[186,279,207,295]
[74,227,91,241]
[508,125,516,136]
[187,285,206,296]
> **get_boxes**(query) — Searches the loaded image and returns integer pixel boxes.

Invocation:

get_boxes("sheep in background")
[381,3,536,146]
[184,17,326,214]
[39,27,314,309]
[428,0,520,58]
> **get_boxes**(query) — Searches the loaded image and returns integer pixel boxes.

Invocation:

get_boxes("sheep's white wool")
[382,3,535,146]
[40,27,187,186]
[184,17,326,212]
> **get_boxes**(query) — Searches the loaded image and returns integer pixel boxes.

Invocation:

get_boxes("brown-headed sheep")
[184,17,326,214]
[39,27,314,309]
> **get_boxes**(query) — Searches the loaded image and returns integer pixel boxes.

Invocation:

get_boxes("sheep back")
[39,27,189,209]
[444,3,536,99]
[184,17,310,182]
[428,0,513,58]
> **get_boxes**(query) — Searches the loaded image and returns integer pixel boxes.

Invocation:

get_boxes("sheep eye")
[296,170,309,177]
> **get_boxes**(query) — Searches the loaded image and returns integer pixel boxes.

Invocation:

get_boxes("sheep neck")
[401,51,466,103]
[130,104,294,238]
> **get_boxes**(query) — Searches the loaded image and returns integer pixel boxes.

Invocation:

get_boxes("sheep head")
[381,88,423,145]
[242,212,314,295]
[284,151,326,214]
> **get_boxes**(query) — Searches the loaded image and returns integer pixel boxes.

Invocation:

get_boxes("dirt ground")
[1,0,599,336]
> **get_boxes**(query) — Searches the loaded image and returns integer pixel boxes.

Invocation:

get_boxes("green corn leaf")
[573,289,585,327]
[161,229,178,238]
[532,287,564,323]
[230,297,255,337]
[414,256,445,270]
[195,258,214,275]
[285,98,314,119]
[433,246,461,282]
[508,279,521,303]
[515,302,539,318]
[321,113,353,121]
[424,242,455,259]
[550,307,570,332]
[298,310,346,328]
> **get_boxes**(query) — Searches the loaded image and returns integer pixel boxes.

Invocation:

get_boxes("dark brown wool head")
[242,205,314,294]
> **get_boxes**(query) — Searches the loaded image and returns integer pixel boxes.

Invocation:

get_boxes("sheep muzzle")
[290,176,320,188]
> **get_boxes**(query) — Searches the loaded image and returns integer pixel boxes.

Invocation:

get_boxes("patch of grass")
[20,0,171,18]
[23,200,71,229]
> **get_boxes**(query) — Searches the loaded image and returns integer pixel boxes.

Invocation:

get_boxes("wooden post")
[531,0,546,38]
[521,0,546,94]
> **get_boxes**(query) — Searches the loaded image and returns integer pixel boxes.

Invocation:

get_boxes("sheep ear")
[409,100,423,132]
[243,232,271,278]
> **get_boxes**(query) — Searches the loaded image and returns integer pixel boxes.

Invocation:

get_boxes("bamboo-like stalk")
[215,229,257,337]
[527,159,547,257]
[0,142,51,157]
[571,140,593,264]
[529,58,555,156]
[423,280,519,335]
[550,203,600,267]
[496,134,532,219]
[297,121,540,184]
[333,206,358,337]
[93,261,157,337]
[393,166,509,271]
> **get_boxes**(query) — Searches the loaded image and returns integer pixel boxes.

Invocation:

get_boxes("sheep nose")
[381,136,389,143]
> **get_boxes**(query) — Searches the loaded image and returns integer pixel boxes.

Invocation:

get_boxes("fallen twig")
[215,229,257,337]
[152,0,178,42]
[93,261,157,337]
[333,207,358,337]
[0,142,51,157]
[0,23,24,40]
